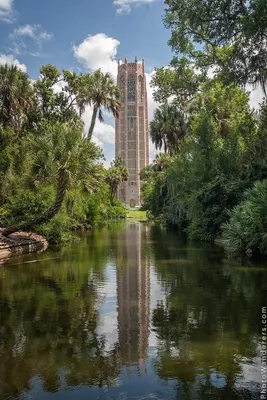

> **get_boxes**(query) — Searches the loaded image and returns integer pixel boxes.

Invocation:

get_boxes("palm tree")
[150,104,187,155]
[85,70,121,140]
[105,157,128,202]
[0,64,34,130]
[2,122,102,236]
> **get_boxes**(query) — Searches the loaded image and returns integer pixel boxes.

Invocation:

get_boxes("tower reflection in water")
[116,223,150,372]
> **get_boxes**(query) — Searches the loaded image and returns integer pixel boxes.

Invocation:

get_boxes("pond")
[0,222,266,400]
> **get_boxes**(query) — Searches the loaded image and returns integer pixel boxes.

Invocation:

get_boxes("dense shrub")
[38,213,74,244]
[222,180,267,257]
[187,176,246,241]
[2,186,55,226]
[0,183,126,243]
[142,86,267,249]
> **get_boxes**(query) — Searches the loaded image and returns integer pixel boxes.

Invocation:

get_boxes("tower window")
[128,117,135,130]
[128,106,136,116]
[128,75,136,102]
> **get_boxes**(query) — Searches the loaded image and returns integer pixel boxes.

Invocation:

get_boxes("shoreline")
[0,230,48,263]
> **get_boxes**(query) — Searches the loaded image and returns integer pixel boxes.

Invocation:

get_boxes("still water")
[0,222,266,400]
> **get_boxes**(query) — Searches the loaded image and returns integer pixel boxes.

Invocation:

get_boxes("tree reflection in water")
[0,223,265,399]
[150,226,264,399]
[0,232,121,399]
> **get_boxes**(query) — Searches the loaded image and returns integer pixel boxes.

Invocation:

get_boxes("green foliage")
[1,186,54,226]
[0,64,34,131]
[151,57,202,107]
[143,83,267,249]
[0,126,13,185]
[222,180,267,257]
[33,64,86,124]
[187,176,245,241]
[150,104,187,154]
[104,200,127,221]
[31,121,103,190]
[38,212,74,244]
[141,154,171,222]
[164,0,267,94]
[85,187,126,226]
[85,69,121,140]
[0,63,126,243]
[148,0,267,247]
[105,157,128,202]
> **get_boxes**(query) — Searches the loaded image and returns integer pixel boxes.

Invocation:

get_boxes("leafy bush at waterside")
[222,180,267,257]
[142,1,267,257]
[142,86,267,250]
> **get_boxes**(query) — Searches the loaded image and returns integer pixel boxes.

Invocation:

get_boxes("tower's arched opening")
[130,199,136,209]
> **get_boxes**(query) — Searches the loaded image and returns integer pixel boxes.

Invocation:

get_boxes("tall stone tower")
[115,57,149,208]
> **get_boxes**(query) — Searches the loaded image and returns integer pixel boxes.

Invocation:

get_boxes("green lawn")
[127,209,147,221]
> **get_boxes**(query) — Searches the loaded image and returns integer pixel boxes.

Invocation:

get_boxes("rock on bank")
[0,230,48,262]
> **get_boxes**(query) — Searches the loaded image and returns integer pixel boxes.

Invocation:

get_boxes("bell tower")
[115,57,149,208]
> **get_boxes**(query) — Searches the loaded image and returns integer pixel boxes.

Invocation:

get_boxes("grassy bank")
[127,210,147,221]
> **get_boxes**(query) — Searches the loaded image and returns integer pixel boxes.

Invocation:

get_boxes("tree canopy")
[141,0,267,257]
[164,0,267,94]
[0,63,126,242]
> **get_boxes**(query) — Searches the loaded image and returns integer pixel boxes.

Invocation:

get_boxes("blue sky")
[0,0,172,164]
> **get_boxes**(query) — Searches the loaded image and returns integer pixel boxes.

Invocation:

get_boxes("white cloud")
[0,0,13,21]
[146,71,157,121]
[10,24,53,54]
[249,86,265,109]
[113,0,156,14]
[52,80,67,94]
[12,24,53,42]
[82,105,116,148]
[73,33,119,78]
[0,54,27,72]
[94,123,116,145]
[13,25,36,37]
[102,156,114,169]
[146,70,159,162]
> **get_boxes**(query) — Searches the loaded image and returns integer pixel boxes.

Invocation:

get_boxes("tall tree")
[150,104,187,154]
[33,65,89,124]
[0,64,34,131]
[164,0,267,95]
[2,122,102,236]
[151,57,202,107]
[85,70,121,140]
[105,157,128,202]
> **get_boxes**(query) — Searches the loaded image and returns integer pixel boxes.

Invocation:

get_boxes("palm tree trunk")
[110,186,113,203]
[2,169,69,237]
[88,105,98,141]
[261,81,267,99]
[164,138,167,153]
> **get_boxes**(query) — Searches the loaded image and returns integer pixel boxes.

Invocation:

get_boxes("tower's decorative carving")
[138,76,143,102]
[115,58,149,208]
[128,75,136,102]
[119,75,125,103]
